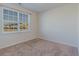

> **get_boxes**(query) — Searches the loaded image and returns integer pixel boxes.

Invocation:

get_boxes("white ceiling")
[19,3,67,13]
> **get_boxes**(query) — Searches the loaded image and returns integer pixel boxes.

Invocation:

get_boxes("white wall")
[0,4,38,49]
[38,4,78,47]
[78,4,79,54]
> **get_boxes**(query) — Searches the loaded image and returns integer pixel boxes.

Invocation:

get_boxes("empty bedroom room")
[0,3,79,56]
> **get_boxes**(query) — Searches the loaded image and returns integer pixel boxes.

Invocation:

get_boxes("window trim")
[2,7,31,33]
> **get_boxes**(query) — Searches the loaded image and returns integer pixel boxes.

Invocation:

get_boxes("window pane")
[25,15,28,29]
[14,12,17,16]
[19,13,28,31]
[14,16,18,21]
[4,22,18,32]
[3,9,18,32]
[8,15,13,21]
[3,15,8,20]
[4,23,9,32]
[9,10,13,15]
[3,9,8,14]
[19,13,23,31]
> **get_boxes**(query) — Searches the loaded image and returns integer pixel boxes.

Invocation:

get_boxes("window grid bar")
[2,7,30,33]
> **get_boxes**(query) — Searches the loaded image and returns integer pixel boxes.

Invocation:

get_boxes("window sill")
[2,30,31,34]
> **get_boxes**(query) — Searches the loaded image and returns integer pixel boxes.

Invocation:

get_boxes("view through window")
[3,8,30,32]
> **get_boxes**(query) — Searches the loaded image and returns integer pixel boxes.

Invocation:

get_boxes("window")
[19,13,28,31]
[2,8,30,33]
[3,9,18,32]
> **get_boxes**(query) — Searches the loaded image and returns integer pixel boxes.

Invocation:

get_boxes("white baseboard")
[78,48,79,56]
[38,35,78,48]
[0,38,35,49]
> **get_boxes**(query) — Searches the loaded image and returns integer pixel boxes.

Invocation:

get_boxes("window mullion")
[2,7,4,32]
[18,12,20,32]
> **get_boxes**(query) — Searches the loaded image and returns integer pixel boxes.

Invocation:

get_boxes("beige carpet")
[0,39,78,56]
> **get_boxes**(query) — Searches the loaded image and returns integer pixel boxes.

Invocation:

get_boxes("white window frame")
[2,7,31,33]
